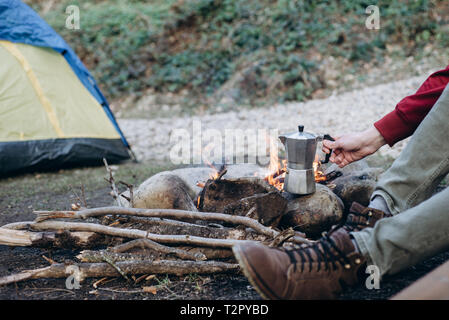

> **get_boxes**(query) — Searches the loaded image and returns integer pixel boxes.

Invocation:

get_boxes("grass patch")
[25,0,449,109]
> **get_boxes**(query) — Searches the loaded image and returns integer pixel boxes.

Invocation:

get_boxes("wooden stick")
[0,260,240,286]
[0,227,114,249]
[103,158,122,207]
[118,181,134,208]
[34,206,311,244]
[1,222,34,230]
[21,220,247,248]
[109,239,207,261]
[268,228,295,247]
[177,246,234,260]
[35,207,275,236]
[0,227,46,246]
[123,216,267,242]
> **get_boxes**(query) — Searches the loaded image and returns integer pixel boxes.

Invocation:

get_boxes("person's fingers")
[335,153,345,164]
[323,139,342,150]
[340,159,350,168]
[322,146,331,154]
[329,148,341,162]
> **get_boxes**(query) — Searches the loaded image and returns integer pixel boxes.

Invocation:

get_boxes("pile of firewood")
[0,159,382,287]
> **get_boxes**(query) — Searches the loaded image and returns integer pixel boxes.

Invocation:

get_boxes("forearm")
[361,126,386,154]
[375,65,449,146]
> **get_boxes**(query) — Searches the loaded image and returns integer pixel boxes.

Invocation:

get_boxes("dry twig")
[103,158,121,207]
[16,220,247,248]
[109,238,207,261]
[0,260,240,286]
[34,207,312,245]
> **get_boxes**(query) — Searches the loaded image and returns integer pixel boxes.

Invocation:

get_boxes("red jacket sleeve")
[374,65,449,146]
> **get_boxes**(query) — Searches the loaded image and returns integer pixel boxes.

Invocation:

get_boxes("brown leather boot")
[343,202,392,232]
[233,228,366,300]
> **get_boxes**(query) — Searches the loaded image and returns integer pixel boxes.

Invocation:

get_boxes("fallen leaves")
[142,286,158,294]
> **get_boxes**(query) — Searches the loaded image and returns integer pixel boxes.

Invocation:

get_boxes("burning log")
[197,177,277,213]
[279,184,344,238]
[223,191,287,227]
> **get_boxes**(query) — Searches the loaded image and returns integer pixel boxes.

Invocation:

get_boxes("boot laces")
[343,211,370,232]
[281,232,352,273]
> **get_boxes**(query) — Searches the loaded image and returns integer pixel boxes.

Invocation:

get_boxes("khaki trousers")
[352,83,449,276]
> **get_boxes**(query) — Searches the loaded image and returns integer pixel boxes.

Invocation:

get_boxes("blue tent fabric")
[0,0,130,148]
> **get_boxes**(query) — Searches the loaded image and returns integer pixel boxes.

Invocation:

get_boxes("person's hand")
[322,126,386,168]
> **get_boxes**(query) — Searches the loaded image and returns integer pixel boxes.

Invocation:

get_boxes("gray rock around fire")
[280,184,344,237]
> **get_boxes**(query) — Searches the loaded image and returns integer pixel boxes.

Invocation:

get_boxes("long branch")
[20,220,246,248]
[109,239,207,261]
[0,227,115,248]
[0,260,240,286]
[34,206,311,244]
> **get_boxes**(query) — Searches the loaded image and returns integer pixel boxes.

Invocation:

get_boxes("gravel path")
[119,75,428,163]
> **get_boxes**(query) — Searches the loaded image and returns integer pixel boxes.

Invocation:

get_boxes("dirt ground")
[0,161,448,300]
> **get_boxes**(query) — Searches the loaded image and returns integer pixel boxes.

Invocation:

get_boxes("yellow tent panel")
[0,41,120,142]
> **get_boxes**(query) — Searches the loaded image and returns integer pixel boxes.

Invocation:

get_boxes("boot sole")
[232,244,280,300]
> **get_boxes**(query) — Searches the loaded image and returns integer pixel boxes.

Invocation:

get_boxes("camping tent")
[0,0,132,176]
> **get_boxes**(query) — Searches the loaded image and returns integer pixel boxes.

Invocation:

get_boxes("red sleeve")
[374,65,449,146]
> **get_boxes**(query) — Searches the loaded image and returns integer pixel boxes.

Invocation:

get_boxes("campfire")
[198,144,328,192]
[0,154,381,288]
[263,154,327,191]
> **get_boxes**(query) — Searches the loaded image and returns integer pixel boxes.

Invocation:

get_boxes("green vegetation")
[27,0,449,106]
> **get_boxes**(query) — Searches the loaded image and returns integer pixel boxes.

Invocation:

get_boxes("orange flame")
[313,155,327,183]
[263,152,327,191]
[195,143,225,190]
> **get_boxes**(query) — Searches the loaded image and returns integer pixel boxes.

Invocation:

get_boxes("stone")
[328,168,383,210]
[121,172,197,211]
[279,184,344,238]
[324,159,370,176]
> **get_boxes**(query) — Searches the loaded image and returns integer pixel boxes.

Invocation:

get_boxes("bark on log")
[27,220,245,248]
[198,177,277,213]
[0,227,119,249]
[177,246,234,260]
[223,191,287,227]
[122,216,266,241]
[109,238,207,261]
[0,260,240,286]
